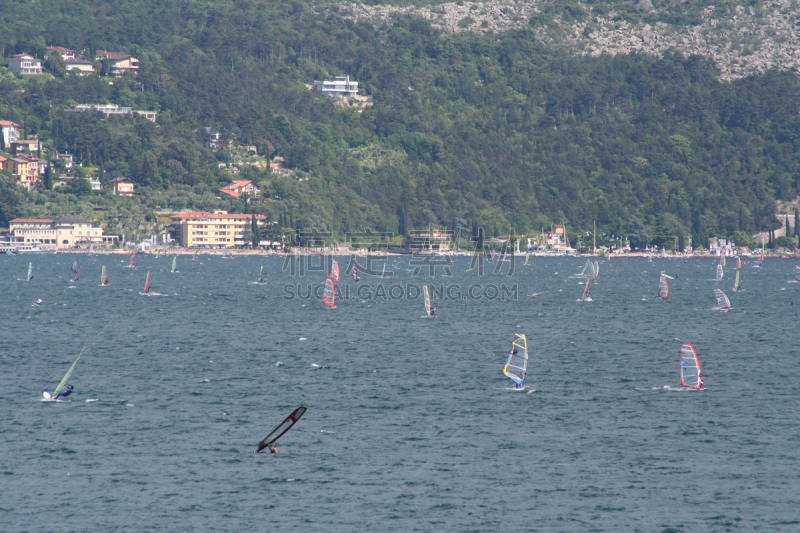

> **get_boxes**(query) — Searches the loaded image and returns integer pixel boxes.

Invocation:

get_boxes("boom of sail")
[679,343,702,389]
[503,333,528,388]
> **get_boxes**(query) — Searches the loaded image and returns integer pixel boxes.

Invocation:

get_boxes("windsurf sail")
[733,270,740,292]
[256,406,307,453]
[27,262,34,282]
[130,250,136,267]
[258,265,265,283]
[716,264,723,281]
[524,253,530,265]
[658,274,669,300]
[579,259,593,277]
[423,285,432,317]
[759,246,765,266]
[679,343,702,389]
[71,258,80,273]
[720,255,726,267]
[323,278,335,307]
[503,333,528,388]
[88,245,94,256]
[193,250,198,260]
[101,265,108,285]
[50,346,86,399]
[72,265,82,282]
[330,260,340,281]
[795,265,800,282]
[736,257,741,269]
[713,288,730,310]
[143,270,151,294]
[580,277,590,301]
[382,264,386,277]
[171,256,177,273]
[593,261,600,278]
[352,266,359,282]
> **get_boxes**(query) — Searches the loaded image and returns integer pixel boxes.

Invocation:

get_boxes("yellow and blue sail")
[503,333,528,387]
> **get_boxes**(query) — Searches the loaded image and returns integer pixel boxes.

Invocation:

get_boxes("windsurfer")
[55,384,73,400]
[698,372,703,388]
[33,298,43,306]
[430,307,435,316]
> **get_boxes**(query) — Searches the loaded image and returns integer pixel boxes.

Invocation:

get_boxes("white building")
[313,76,359,97]
[71,104,157,122]
[7,54,43,75]
[0,120,20,147]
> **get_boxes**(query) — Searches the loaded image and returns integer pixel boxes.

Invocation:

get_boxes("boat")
[713,288,730,311]
[580,277,591,301]
[679,343,703,389]
[0,243,56,254]
[322,278,335,307]
[129,250,136,267]
[171,256,178,273]
[330,260,339,281]
[503,333,528,388]
[101,265,109,285]
[658,274,669,300]
[27,262,34,282]
[732,270,740,292]
[43,346,85,400]
[423,285,432,317]
[142,270,151,295]
[256,406,307,454]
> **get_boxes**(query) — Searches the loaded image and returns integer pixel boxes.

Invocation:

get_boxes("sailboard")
[101,265,109,285]
[27,262,34,282]
[593,261,600,278]
[679,343,702,389]
[713,288,730,310]
[381,264,387,277]
[524,253,530,265]
[171,256,178,273]
[43,346,85,400]
[715,264,723,281]
[330,260,340,281]
[732,270,740,292]
[352,266,360,282]
[130,250,136,267]
[759,246,764,266]
[503,333,528,388]
[193,250,198,260]
[658,274,669,300]
[257,265,265,283]
[256,406,307,453]
[322,278,335,307]
[72,265,82,282]
[71,258,80,274]
[580,277,591,301]
[423,285,432,317]
[795,265,800,282]
[142,270,151,294]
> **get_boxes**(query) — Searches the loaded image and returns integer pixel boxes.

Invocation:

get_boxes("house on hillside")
[10,139,41,155]
[65,59,95,75]
[8,155,41,191]
[313,76,359,97]
[95,50,139,75]
[110,177,135,196]
[0,120,20,146]
[46,46,76,61]
[71,104,157,122]
[52,151,74,169]
[219,180,260,200]
[7,54,44,75]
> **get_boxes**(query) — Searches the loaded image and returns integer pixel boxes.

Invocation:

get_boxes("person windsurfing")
[33,298,43,307]
[55,384,73,400]
[430,306,435,317]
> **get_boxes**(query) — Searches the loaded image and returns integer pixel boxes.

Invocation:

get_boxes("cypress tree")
[794,208,799,238]
[251,215,261,248]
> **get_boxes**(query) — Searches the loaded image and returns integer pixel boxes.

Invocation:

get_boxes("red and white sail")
[322,278,335,307]
[330,260,339,281]
[658,274,669,300]
[130,250,136,267]
[679,343,702,389]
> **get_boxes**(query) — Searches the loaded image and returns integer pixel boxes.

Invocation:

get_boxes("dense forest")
[1,0,799,249]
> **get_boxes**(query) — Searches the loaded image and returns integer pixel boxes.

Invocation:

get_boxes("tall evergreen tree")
[251,214,261,248]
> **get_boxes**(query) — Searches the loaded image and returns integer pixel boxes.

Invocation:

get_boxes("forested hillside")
[2,0,799,249]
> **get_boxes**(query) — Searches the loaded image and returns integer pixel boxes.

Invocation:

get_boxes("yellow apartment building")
[169,211,268,248]
[8,218,109,248]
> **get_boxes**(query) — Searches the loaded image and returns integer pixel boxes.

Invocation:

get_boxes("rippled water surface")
[2,253,799,531]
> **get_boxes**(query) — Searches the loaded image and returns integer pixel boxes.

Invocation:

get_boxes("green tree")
[0,174,26,227]
[251,214,261,248]
[44,52,67,78]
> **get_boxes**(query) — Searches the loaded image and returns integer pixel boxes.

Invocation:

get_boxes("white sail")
[524,253,530,265]
[733,270,740,292]
[330,260,340,281]
[713,288,730,310]
[680,343,702,389]
[503,334,528,387]
[323,278,335,307]
[171,256,177,272]
[593,261,599,278]
[27,262,33,282]
[423,285,432,317]
[101,265,108,285]
[658,274,669,299]
[716,264,723,280]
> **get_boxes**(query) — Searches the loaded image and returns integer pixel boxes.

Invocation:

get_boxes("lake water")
[2,253,799,531]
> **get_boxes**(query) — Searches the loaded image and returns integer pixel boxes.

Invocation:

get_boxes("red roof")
[0,120,20,127]
[219,180,254,198]
[170,211,267,221]
[10,218,53,224]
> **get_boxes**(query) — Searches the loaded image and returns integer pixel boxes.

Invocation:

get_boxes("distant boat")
[713,288,730,311]
[27,262,34,282]
[658,274,669,300]
[322,278,335,307]
[715,264,723,281]
[330,260,339,281]
[423,285,432,317]
[171,256,178,273]
[130,250,136,267]
[503,333,528,388]
[43,346,85,400]
[142,270,151,295]
[679,343,703,389]
[101,265,109,286]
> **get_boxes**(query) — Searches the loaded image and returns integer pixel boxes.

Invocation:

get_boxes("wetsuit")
[55,385,73,400]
